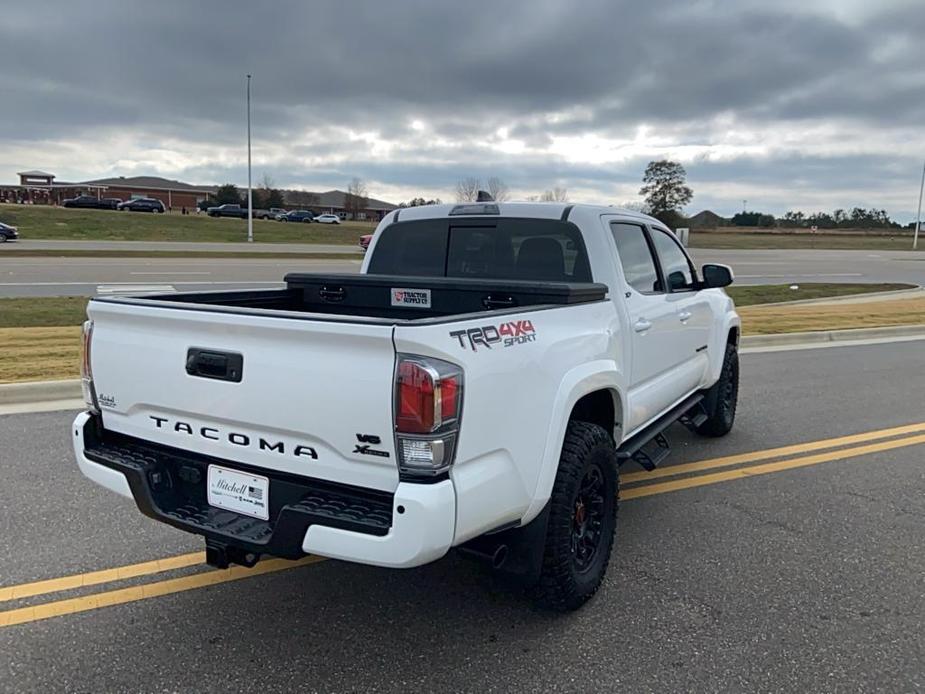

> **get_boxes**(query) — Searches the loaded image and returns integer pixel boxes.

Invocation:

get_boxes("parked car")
[118,198,165,213]
[72,201,740,611]
[0,221,19,242]
[100,198,122,210]
[278,210,314,223]
[62,195,116,210]
[207,204,247,219]
[359,234,372,251]
[314,213,341,224]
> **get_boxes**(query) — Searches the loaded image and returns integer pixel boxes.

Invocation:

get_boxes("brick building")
[284,189,397,221]
[81,176,216,210]
[0,171,108,205]
[1,170,398,218]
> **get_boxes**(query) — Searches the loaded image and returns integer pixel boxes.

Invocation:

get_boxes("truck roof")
[386,201,661,226]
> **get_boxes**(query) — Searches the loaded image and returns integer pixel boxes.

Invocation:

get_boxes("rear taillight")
[394,354,463,479]
[80,320,99,414]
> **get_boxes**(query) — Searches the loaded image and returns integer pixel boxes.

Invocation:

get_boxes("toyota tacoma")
[73,201,740,610]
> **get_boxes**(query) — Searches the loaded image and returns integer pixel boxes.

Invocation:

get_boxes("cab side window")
[610,222,661,294]
[650,228,696,292]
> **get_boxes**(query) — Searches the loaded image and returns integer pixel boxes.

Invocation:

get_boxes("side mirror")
[700,263,734,288]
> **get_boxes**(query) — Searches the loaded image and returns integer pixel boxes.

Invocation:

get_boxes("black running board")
[616,393,705,470]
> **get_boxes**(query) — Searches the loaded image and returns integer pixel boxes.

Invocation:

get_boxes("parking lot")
[2,339,923,692]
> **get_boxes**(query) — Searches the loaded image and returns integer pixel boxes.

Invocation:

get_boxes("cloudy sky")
[2,0,924,219]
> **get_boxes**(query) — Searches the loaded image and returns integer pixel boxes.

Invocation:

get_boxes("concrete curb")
[741,324,925,347]
[2,324,925,408]
[751,286,923,308]
[0,379,81,405]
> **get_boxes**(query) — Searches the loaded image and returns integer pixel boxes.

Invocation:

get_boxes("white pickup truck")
[73,201,740,611]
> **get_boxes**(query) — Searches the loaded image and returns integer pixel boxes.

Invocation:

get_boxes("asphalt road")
[0,257,362,297]
[1,340,923,692]
[0,246,923,297]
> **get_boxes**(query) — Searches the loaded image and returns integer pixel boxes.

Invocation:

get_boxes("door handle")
[634,318,652,333]
[186,348,243,383]
[679,310,692,322]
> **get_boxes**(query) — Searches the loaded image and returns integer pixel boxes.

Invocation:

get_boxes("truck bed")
[93,273,608,323]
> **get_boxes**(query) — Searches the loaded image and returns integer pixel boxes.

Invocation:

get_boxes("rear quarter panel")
[394,300,625,544]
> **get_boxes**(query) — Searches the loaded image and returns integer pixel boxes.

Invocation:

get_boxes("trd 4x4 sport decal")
[450,320,536,352]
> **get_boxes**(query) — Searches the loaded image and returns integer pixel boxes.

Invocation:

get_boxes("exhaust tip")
[491,544,509,570]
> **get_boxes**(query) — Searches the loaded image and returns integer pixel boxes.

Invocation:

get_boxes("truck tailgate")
[87,299,399,492]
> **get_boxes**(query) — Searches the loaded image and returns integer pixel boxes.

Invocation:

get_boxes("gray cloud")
[0,0,923,218]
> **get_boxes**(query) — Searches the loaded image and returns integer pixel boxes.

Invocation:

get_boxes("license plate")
[207,465,270,521]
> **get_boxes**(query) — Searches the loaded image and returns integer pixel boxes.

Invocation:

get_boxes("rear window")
[367,218,592,282]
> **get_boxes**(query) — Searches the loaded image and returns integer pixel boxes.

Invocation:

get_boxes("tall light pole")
[914,160,924,250]
[246,74,253,243]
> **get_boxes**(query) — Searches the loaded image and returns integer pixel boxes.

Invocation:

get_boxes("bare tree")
[455,177,480,202]
[258,173,284,209]
[345,177,369,220]
[486,177,510,202]
[538,187,569,202]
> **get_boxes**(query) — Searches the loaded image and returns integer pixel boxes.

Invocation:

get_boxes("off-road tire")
[696,343,739,437]
[532,421,618,611]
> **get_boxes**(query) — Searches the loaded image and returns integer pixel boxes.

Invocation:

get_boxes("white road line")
[97,285,176,293]
[130,271,212,275]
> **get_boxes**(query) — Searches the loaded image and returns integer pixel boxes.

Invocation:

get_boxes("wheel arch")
[521,362,626,524]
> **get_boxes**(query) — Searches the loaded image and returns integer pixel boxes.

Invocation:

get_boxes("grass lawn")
[739,297,925,335]
[0,326,81,383]
[690,230,923,251]
[0,297,90,328]
[726,283,914,307]
[0,203,373,244]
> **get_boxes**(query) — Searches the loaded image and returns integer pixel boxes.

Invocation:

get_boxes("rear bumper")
[72,412,456,569]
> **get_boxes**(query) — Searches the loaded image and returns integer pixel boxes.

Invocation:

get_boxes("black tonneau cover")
[93,274,608,324]
[285,273,608,318]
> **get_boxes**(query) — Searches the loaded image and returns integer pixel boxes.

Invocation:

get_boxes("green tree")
[640,160,693,227]
[731,211,776,227]
[263,189,285,208]
[214,184,242,205]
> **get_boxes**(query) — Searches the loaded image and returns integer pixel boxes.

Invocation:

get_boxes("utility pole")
[914,160,924,250]
[246,74,253,243]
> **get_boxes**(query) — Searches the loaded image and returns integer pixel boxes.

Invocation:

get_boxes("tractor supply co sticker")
[207,465,270,521]
[391,288,432,308]
[450,320,537,352]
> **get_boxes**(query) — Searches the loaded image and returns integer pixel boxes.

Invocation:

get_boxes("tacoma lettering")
[148,416,318,460]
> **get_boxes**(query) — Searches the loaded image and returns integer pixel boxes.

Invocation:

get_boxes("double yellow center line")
[3,420,925,628]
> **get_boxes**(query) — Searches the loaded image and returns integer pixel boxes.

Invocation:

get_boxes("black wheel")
[696,343,739,437]
[532,420,618,611]
[0,235,6,243]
